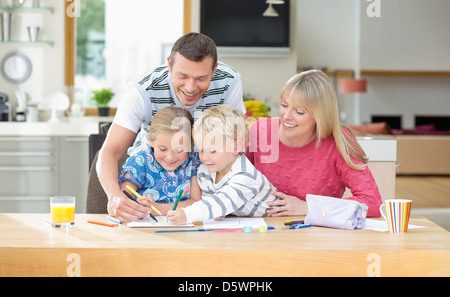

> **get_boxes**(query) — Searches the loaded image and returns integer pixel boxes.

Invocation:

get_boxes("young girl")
[246,70,382,217]
[167,105,277,225]
[119,107,201,215]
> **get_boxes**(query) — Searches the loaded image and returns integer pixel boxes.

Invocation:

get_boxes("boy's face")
[151,132,190,172]
[194,134,238,177]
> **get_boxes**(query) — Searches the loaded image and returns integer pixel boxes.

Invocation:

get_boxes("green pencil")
[172,189,184,211]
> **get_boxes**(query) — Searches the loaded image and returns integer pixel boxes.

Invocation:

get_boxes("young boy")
[167,105,277,224]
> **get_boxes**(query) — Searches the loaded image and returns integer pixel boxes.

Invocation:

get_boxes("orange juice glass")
[50,196,75,228]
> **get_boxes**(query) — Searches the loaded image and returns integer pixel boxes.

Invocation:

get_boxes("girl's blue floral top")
[119,147,201,203]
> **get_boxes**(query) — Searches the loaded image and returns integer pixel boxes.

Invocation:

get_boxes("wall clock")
[1,52,32,84]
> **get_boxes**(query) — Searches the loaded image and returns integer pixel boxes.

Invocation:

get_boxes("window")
[72,0,184,109]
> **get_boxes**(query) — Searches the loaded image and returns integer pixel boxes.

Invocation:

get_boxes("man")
[97,32,245,222]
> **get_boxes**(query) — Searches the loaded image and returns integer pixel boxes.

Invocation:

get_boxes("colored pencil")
[125,185,163,216]
[172,189,184,211]
[87,220,117,227]
[122,189,158,223]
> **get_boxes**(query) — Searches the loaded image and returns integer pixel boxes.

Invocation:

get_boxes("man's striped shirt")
[113,62,245,155]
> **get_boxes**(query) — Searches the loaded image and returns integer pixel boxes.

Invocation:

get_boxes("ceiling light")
[263,3,279,17]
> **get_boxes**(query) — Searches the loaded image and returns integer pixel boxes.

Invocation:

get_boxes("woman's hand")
[266,190,308,216]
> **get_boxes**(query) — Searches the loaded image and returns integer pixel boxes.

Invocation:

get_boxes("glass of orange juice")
[50,196,75,228]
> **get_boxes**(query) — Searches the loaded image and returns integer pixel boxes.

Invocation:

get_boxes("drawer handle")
[64,137,88,142]
[0,137,52,142]
[0,167,53,171]
[0,152,52,157]
[0,196,49,201]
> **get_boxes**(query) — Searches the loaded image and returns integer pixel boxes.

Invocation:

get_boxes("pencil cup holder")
[379,199,412,234]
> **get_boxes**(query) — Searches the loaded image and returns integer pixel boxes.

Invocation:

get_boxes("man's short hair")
[170,32,218,70]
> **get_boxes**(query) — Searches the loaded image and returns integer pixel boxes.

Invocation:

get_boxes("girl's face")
[279,94,317,147]
[151,132,190,172]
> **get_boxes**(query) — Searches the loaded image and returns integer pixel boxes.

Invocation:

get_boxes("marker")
[172,189,184,211]
[122,189,137,202]
[212,229,241,233]
[155,229,229,233]
[126,185,163,216]
[107,216,122,224]
[289,223,312,230]
[122,189,158,223]
[87,220,117,227]
[284,219,305,226]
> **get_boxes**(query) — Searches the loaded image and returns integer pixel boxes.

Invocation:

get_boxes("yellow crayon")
[125,185,163,216]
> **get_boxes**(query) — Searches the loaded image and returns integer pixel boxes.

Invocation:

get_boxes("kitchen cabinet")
[0,136,59,212]
[343,135,397,200]
[59,136,89,213]
[0,135,88,213]
[0,119,108,213]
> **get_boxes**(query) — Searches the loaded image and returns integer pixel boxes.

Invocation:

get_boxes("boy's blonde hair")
[281,70,368,170]
[193,105,248,153]
[148,106,194,144]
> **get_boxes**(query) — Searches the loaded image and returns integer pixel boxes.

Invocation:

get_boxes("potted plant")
[91,88,114,116]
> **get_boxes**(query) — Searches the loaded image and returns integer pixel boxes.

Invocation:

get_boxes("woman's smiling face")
[279,94,317,147]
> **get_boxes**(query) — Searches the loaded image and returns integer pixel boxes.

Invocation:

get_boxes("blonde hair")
[281,70,368,170]
[148,106,194,143]
[193,105,248,153]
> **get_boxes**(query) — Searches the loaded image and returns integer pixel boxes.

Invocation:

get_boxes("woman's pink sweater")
[246,118,382,217]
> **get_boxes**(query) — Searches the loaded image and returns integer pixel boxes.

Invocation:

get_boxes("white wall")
[190,0,298,116]
[2,0,449,127]
[295,0,450,127]
[360,0,450,128]
[192,0,450,125]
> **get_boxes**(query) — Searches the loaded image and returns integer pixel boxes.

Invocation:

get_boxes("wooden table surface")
[1,213,450,277]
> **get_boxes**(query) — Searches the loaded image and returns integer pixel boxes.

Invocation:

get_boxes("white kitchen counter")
[0,118,397,162]
[357,135,397,162]
[0,116,114,136]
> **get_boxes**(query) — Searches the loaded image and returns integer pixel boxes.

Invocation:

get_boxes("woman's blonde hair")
[148,106,194,145]
[281,70,368,170]
[193,105,248,153]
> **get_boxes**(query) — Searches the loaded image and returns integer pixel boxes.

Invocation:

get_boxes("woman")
[246,70,382,217]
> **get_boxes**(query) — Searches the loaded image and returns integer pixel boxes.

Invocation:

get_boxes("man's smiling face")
[168,52,217,106]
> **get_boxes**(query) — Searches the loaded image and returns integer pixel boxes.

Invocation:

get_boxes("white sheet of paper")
[127,216,195,228]
[203,217,267,229]
[363,218,426,232]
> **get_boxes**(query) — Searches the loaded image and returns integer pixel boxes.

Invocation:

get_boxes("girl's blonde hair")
[193,105,248,153]
[148,106,194,143]
[281,70,368,170]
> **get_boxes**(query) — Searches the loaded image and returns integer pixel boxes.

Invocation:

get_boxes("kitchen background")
[0,0,449,127]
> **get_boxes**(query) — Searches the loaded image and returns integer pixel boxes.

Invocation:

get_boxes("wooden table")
[1,213,450,277]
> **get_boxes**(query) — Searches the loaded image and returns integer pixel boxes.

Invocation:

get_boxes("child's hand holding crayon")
[167,209,187,225]
[136,194,155,208]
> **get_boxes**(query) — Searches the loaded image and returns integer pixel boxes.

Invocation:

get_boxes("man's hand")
[108,192,152,223]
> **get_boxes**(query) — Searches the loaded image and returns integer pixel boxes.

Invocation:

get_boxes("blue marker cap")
[289,223,312,229]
